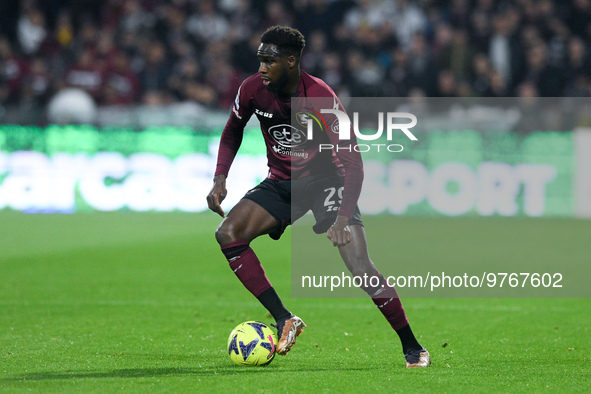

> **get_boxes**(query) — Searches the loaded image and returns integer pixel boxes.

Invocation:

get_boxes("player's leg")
[338,225,431,367]
[216,198,289,319]
[215,198,278,246]
[215,197,304,355]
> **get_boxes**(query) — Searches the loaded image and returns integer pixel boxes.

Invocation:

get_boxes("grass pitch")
[1,211,589,392]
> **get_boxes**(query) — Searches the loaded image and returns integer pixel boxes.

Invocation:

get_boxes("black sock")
[396,324,422,353]
[256,287,291,322]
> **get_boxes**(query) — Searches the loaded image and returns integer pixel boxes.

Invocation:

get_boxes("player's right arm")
[207,174,227,217]
[207,80,254,217]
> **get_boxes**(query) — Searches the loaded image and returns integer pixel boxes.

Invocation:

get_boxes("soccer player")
[207,26,430,367]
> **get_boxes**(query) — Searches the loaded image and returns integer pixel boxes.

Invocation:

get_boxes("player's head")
[257,26,306,94]
[260,26,306,59]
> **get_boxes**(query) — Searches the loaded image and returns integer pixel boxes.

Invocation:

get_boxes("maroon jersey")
[215,71,363,219]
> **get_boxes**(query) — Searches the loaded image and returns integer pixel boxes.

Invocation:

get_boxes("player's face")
[257,43,289,93]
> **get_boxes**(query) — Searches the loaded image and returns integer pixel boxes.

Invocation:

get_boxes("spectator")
[567,0,591,39]
[387,0,427,51]
[95,30,120,72]
[318,51,345,94]
[226,0,261,42]
[296,0,347,40]
[385,48,412,97]
[301,30,328,76]
[207,57,241,109]
[0,37,28,104]
[469,9,491,54]
[263,1,294,29]
[63,49,104,100]
[142,90,172,106]
[70,22,99,58]
[343,0,384,33]
[1,0,591,119]
[515,81,546,135]
[470,53,492,97]
[186,0,230,44]
[102,52,140,105]
[155,4,191,52]
[564,36,591,81]
[408,33,438,96]
[231,28,265,75]
[487,70,508,97]
[139,40,171,96]
[184,81,217,107]
[435,69,458,97]
[17,7,47,55]
[23,57,52,105]
[441,28,473,83]
[522,43,563,97]
[119,0,155,35]
[54,10,73,49]
[345,49,385,96]
[488,12,518,90]
[450,0,472,28]
[168,57,202,101]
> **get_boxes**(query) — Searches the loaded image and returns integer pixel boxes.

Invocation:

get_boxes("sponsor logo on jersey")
[255,108,273,118]
[268,124,307,148]
[271,145,309,159]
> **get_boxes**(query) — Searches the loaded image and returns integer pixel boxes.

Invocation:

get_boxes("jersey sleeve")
[215,81,254,177]
[326,113,364,219]
[308,89,364,220]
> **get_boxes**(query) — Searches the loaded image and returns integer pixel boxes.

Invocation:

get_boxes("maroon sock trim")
[222,243,272,298]
[372,296,409,331]
[221,240,250,250]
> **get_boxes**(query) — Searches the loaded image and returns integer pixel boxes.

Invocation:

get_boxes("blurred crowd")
[1,0,591,112]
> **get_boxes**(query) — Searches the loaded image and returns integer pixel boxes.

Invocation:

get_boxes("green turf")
[1,212,589,392]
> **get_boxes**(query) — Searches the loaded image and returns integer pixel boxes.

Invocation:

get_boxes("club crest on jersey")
[269,124,307,147]
[296,110,327,133]
[296,112,310,126]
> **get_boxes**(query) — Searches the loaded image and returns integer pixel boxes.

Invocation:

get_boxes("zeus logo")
[269,124,307,147]
[307,110,418,141]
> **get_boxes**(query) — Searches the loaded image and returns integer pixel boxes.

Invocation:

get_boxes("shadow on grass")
[5,365,381,381]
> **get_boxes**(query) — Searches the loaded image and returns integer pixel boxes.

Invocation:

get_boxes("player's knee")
[215,220,245,246]
[347,256,378,277]
[350,266,375,278]
[215,221,234,246]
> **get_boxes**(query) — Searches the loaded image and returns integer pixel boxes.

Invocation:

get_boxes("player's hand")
[327,215,351,247]
[207,174,227,218]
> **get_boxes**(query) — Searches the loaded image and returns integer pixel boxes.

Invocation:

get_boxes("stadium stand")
[0,0,590,125]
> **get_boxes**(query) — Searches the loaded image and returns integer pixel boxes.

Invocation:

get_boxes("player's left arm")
[327,214,352,247]
[305,83,363,246]
[326,149,363,246]
[325,108,364,247]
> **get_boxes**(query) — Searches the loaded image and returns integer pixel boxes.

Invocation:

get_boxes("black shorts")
[242,173,363,240]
